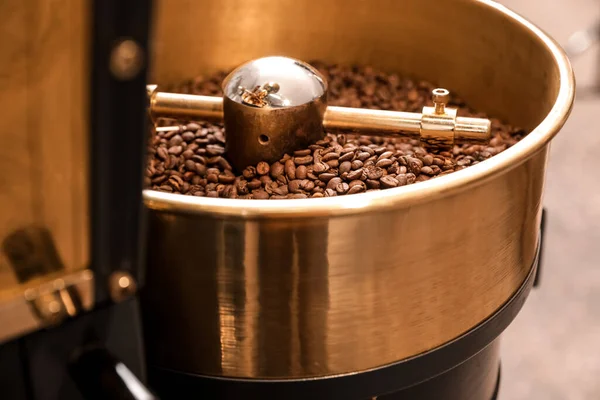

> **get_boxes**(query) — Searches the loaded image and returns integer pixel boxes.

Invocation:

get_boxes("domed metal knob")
[221,56,328,170]
[223,56,326,108]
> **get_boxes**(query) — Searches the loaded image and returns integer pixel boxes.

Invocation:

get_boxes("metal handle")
[69,345,159,400]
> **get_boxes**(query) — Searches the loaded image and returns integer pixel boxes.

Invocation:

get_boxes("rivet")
[109,39,144,81]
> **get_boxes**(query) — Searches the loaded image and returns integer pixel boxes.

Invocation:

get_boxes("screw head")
[108,271,137,302]
[432,88,450,104]
[109,39,144,81]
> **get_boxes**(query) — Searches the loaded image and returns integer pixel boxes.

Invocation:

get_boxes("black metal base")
[147,246,538,400]
[377,340,500,399]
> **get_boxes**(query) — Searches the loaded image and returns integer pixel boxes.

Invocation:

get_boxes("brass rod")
[146,85,491,144]
[323,106,421,139]
[151,91,224,122]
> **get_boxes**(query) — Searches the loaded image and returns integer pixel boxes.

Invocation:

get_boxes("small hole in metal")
[259,135,270,145]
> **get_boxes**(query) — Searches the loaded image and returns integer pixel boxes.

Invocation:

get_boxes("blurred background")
[498,0,600,399]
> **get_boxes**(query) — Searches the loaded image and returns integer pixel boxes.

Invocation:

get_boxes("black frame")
[90,0,153,303]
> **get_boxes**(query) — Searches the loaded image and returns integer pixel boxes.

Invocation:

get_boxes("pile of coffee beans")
[145,63,526,199]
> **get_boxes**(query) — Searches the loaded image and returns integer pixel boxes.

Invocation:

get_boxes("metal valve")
[147,56,491,171]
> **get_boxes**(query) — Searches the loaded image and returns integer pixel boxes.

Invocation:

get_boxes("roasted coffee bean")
[191,155,207,164]
[183,171,195,182]
[181,131,195,142]
[294,149,312,157]
[148,62,523,199]
[168,146,183,155]
[339,152,354,162]
[207,173,218,183]
[359,145,375,156]
[186,122,201,131]
[294,155,313,165]
[366,166,384,180]
[301,179,315,192]
[363,160,375,168]
[276,175,288,185]
[366,179,381,189]
[273,185,289,196]
[351,160,363,170]
[327,177,343,190]
[168,135,183,147]
[151,175,167,184]
[387,164,400,174]
[218,173,235,184]
[376,158,393,168]
[307,169,319,180]
[288,179,303,193]
[265,181,278,194]
[184,160,196,171]
[296,165,307,179]
[247,179,262,190]
[243,166,256,179]
[257,161,271,175]
[422,154,434,166]
[335,182,350,195]
[206,144,225,156]
[269,161,283,177]
[253,190,269,199]
[421,166,435,176]
[347,185,364,195]
[313,162,330,174]
[377,151,393,161]
[408,157,423,174]
[322,152,339,162]
[319,173,337,182]
[222,185,237,198]
[347,168,365,181]
[339,161,352,174]
[357,151,371,161]
[259,175,272,186]
[285,159,296,179]
[348,180,367,194]
[396,174,408,186]
[380,175,399,188]
[326,159,339,168]
[236,180,249,195]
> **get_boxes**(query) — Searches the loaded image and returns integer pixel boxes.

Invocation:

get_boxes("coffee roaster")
[0,0,574,399]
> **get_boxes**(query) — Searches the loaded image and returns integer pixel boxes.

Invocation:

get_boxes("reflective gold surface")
[142,0,574,379]
[0,0,90,340]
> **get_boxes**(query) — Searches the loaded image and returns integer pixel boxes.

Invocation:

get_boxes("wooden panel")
[0,0,89,293]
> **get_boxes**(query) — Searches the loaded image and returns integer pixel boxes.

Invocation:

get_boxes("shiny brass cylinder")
[148,85,224,123]
[142,0,575,380]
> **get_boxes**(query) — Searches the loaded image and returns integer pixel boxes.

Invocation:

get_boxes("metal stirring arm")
[147,85,490,145]
[146,56,491,171]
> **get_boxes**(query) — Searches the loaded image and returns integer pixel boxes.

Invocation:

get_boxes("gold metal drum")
[142,0,575,380]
